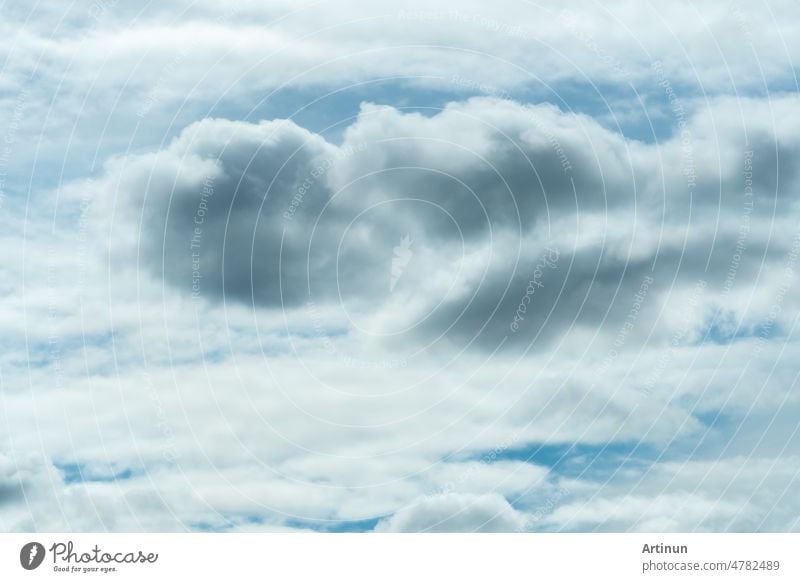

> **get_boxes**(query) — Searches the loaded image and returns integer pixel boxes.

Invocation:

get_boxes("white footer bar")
[2,533,797,581]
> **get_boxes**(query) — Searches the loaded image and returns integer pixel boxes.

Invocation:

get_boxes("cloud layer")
[2,0,800,533]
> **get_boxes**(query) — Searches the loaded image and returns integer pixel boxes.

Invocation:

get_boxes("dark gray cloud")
[106,97,799,353]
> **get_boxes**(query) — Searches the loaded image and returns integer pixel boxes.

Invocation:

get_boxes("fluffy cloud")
[375,493,527,532]
[92,95,800,360]
[542,456,800,532]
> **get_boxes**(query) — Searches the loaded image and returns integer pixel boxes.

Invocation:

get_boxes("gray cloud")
[100,96,800,356]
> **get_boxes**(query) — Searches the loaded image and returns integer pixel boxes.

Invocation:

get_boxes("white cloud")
[375,493,527,532]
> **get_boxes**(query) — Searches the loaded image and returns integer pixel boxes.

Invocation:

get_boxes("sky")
[1,0,799,532]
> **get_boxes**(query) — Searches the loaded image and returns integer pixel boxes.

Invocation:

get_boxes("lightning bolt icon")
[29,545,38,566]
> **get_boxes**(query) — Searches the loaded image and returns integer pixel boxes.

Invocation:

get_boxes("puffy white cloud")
[375,493,527,532]
[543,457,800,532]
